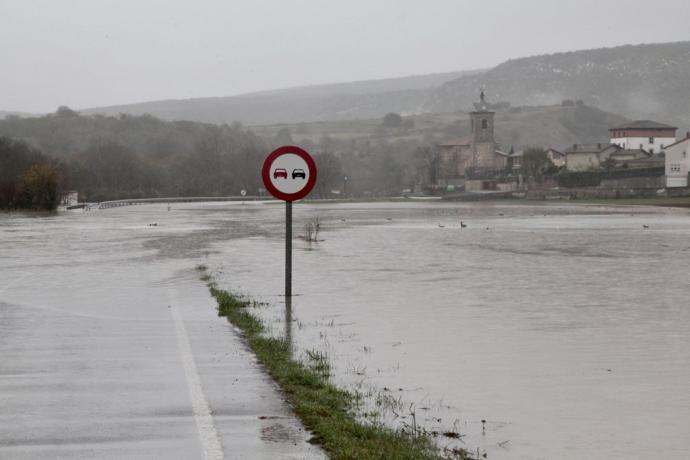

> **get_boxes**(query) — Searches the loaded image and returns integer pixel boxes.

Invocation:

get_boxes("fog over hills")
[81,71,479,125]
[425,41,690,127]
[79,41,690,128]
[0,110,38,119]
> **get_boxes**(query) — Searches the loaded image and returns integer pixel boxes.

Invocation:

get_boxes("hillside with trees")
[0,102,629,201]
[0,110,352,201]
[0,137,61,210]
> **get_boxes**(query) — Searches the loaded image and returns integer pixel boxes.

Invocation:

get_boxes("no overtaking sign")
[261,145,317,299]
[262,145,317,202]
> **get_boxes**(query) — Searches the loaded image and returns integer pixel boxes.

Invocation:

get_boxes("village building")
[665,133,690,188]
[609,120,677,154]
[545,147,566,168]
[564,143,620,171]
[435,92,509,190]
[608,148,665,169]
[508,149,523,171]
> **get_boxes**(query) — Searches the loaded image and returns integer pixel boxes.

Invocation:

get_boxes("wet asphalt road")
[0,208,323,459]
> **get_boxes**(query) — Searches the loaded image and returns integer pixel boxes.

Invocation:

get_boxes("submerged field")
[200,200,690,460]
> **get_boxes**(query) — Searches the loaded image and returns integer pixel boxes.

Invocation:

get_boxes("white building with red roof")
[609,120,677,154]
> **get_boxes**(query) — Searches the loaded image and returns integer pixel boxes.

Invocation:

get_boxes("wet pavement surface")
[0,206,323,460]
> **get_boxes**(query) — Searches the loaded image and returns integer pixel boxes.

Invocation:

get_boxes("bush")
[382,112,403,128]
[557,167,665,188]
[20,163,61,210]
[603,167,664,179]
[558,170,602,188]
[0,137,60,210]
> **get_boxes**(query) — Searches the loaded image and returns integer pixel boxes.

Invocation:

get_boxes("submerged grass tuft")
[199,266,468,460]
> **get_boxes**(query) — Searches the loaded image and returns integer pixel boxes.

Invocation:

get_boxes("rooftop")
[545,147,566,156]
[609,120,677,131]
[662,134,690,150]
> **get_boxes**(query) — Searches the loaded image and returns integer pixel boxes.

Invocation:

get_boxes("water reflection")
[284,296,293,353]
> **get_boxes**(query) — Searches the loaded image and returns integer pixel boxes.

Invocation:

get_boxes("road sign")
[261,146,318,299]
[261,145,317,202]
[240,189,247,196]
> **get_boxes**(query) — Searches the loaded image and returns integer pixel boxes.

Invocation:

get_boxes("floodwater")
[2,201,689,459]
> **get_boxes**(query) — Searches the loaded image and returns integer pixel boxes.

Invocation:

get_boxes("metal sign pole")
[285,200,292,298]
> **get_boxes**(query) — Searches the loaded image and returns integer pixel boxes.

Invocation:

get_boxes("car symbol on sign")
[273,168,288,179]
[292,169,306,179]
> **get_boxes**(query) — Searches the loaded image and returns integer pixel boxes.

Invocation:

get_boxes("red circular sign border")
[262,145,317,202]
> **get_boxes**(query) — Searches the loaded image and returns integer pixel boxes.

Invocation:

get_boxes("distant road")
[97,196,265,209]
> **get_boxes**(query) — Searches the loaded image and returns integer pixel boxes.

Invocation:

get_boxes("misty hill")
[252,103,628,151]
[3,102,627,163]
[0,110,37,119]
[79,41,690,129]
[0,107,221,159]
[81,71,478,125]
[424,41,690,127]
[0,102,627,201]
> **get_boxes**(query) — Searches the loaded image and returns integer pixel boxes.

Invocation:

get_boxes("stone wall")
[526,174,678,200]
[600,175,665,189]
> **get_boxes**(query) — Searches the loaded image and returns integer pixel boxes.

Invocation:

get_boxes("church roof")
[438,136,472,147]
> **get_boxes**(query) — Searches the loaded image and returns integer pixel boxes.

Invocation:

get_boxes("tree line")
[0,109,421,208]
[0,137,61,209]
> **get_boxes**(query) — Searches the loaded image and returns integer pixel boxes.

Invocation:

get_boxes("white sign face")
[240,189,247,196]
[268,153,311,195]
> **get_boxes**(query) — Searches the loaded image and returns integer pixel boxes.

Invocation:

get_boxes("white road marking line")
[169,300,224,460]
[0,272,29,295]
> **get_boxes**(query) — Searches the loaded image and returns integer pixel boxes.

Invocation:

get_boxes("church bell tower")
[469,90,497,170]
[470,90,495,144]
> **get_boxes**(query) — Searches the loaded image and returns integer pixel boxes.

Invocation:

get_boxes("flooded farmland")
[2,201,689,459]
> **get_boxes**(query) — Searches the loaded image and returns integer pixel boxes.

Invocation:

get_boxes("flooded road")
[203,201,690,460]
[2,201,689,459]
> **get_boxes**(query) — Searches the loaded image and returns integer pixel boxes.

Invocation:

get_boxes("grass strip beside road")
[197,266,468,460]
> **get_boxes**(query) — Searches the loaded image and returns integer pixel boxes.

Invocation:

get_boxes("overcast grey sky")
[1,0,689,113]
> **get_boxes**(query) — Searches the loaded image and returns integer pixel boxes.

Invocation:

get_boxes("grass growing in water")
[197,266,468,459]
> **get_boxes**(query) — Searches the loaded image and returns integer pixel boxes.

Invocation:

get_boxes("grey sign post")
[285,201,292,297]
